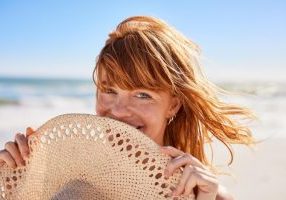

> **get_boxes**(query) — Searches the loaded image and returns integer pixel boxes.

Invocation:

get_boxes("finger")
[160,146,206,169]
[170,164,218,197]
[160,146,184,157]
[197,189,218,200]
[5,142,25,167]
[15,133,30,160]
[0,150,17,168]
[187,165,217,179]
[172,165,216,197]
[192,173,219,200]
[171,165,193,196]
[181,166,217,197]
[183,173,197,197]
[26,127,35,137]
[165,154,207,177]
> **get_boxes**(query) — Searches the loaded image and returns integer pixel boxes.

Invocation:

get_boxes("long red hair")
[93,16,255,169]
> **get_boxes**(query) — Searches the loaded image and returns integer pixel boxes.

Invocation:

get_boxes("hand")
[160,146,219,200]
[0,127,35,168]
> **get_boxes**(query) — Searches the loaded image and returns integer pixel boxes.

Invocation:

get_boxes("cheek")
[136,105,166,130]
[96,94,114,115]
[137,101,168,119]
[130,99,170,125]
[138,106,167,145]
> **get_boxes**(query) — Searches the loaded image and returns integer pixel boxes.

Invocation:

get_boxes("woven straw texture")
[0,114,195,200]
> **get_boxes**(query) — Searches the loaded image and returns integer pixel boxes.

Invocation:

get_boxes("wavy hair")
[93,16,255,169]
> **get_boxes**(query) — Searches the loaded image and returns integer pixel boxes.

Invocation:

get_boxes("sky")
[0,0,285,81]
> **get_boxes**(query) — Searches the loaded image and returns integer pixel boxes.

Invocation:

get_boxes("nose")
[110,96,132,119]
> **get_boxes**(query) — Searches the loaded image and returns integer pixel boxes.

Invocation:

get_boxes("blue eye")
[136,92,151,99]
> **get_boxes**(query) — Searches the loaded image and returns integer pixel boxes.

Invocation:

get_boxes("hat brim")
[0,113,195,200]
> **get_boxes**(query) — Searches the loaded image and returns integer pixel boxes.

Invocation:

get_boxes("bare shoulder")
[216,185,235,200]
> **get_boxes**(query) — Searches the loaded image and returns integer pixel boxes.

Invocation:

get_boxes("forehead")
[97,67,161,90]
[99,69,169,93]
[98,70,117,87]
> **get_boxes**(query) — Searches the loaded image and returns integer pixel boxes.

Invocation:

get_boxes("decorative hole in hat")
[0,114,195,200]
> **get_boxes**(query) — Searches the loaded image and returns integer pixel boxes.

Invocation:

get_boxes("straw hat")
[0,114,195,200]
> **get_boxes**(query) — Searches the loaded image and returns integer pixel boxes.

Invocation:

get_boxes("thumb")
[197,192,217,200]
[26,127,35,137]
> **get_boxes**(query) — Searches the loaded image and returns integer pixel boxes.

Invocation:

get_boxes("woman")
[0,16,255,199]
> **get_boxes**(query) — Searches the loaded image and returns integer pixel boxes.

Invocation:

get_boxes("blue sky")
[0,0,285,81]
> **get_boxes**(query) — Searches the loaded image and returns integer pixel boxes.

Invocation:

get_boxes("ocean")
[0,76,285,147]
[0,77,94,107]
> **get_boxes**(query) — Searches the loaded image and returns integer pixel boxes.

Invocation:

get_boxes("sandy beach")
[215,138,286,199]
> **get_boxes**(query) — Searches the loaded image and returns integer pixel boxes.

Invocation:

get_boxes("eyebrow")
[100,80,110,85]
[99,81,117,89]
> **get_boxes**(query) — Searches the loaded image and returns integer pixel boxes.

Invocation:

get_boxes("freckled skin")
[96,85,180,146]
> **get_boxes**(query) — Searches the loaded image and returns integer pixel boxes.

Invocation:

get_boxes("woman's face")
[95,74,181,146]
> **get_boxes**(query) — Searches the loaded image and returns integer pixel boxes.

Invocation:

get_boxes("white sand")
[216,138,286,199]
